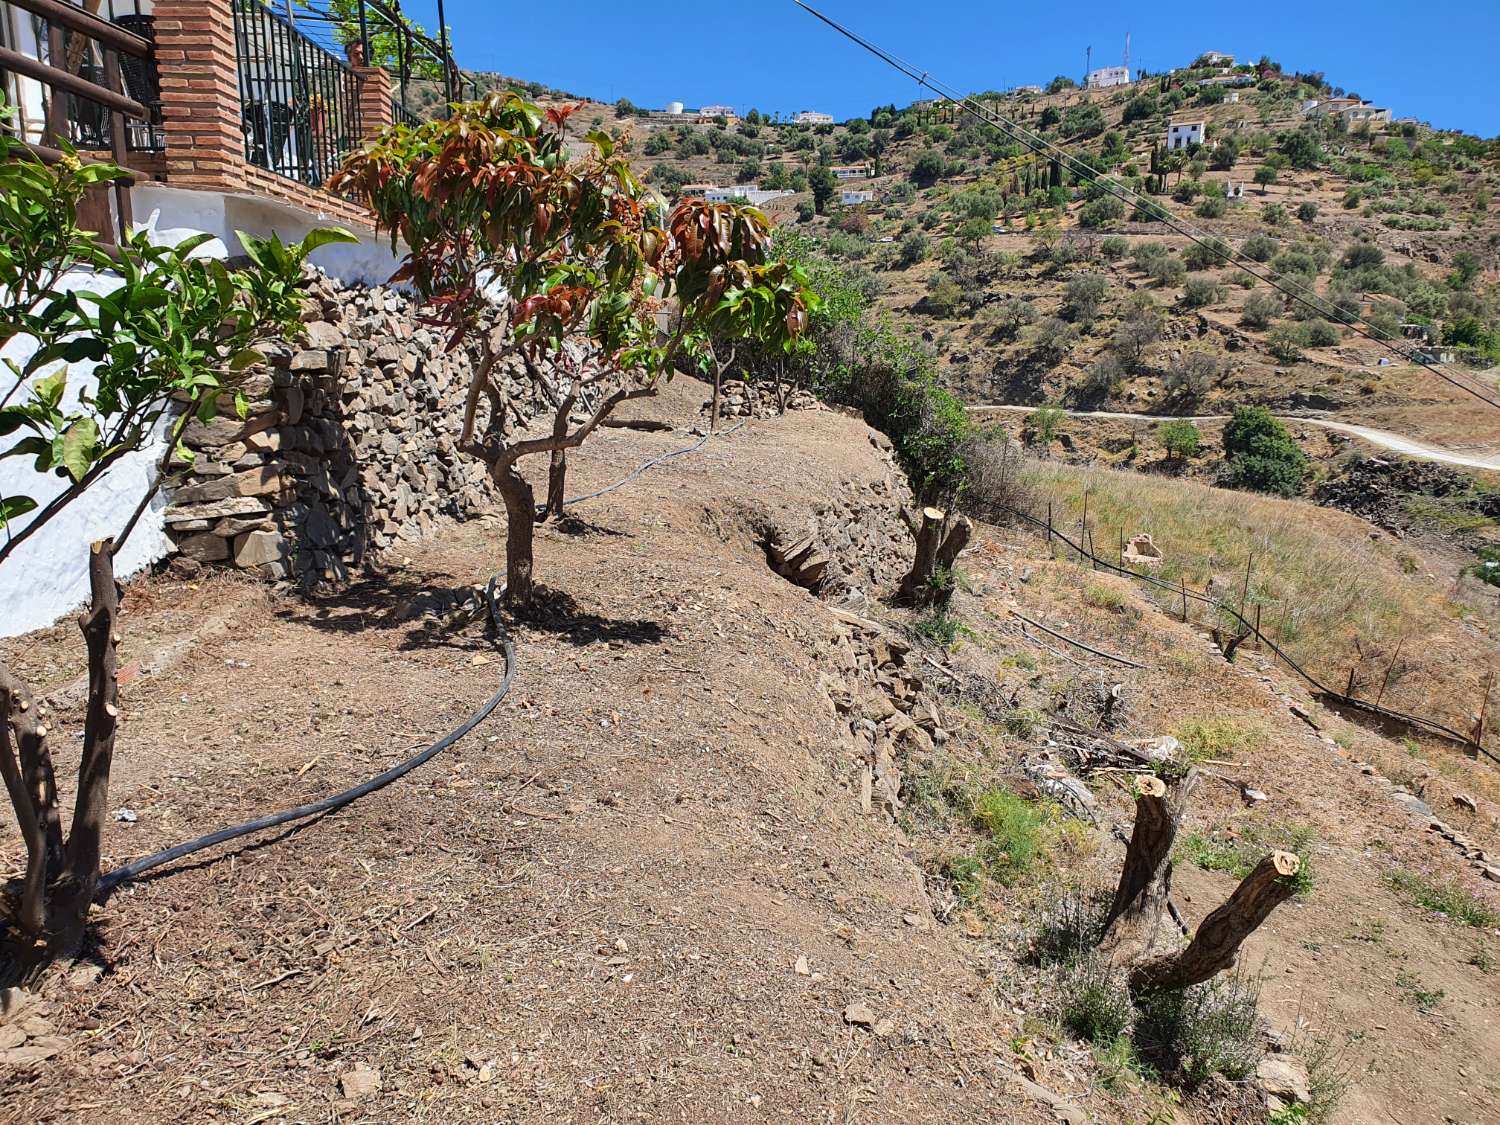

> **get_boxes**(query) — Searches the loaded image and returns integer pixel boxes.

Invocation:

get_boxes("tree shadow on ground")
[513,586,669,648]
[276,569,494,653]
[545,512,632,540]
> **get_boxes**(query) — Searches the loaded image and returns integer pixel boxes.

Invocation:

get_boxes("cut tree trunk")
[47,540,121,959]
[1129,851,1302,993]
[0,664,60,941]
[898,507,973,607]
[493,464,537,607]
[1098,771,1197,963]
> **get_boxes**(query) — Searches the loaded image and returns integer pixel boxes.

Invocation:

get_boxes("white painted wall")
[1,185,402,638]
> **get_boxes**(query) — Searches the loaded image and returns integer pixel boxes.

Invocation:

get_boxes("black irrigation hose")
[98,423,748,893]
[999,499,1500,765]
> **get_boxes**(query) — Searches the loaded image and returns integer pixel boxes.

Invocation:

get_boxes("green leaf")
[60,417,99,482]
[0,406,30,437]
[32,368,67,410]
[0,494,37,527]
[7,436,54,471]
[295,227,360,255]
[235,392,249,420]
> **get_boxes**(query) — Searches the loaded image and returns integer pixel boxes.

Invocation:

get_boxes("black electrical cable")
[98,423,747,893]
[792,1,1500,415]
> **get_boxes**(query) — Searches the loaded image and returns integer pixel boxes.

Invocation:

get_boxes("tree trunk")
[710,366,722,434]
[1098,771,1196,963]
[493,463,537,607]
[1129,851,1301,993]
[0,664,61,942]
[541,402,571,521]
[46,539,121,959]
[898,507,972,607]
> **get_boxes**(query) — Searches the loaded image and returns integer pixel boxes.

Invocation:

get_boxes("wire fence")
[990,493,1498,766]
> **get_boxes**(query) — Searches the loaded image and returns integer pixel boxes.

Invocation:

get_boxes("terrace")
[0,0,475,237]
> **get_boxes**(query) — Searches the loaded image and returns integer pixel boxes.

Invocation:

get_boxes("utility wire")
[792,1,1500,414]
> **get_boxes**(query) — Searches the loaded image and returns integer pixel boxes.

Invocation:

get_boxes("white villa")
[840,190,875,206]
[794,110,834,125]
[1086,66,1132,90]
[1167,120,1207,150]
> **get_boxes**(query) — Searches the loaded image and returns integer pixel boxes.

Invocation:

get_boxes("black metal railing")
[391,95,420,128]
[230,0,361,187]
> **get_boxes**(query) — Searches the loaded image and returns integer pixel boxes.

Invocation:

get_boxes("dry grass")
[1011,459,1492,725]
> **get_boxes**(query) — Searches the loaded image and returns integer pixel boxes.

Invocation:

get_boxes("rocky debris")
[1257,1053,1311,1109]
[761,476,913,603]
[1315,456,1498,538]
[338,1064,382,1100]
[704,378,819,420]
[162,273,548,586]
[0,988,67,1070]
[818,610,954,830]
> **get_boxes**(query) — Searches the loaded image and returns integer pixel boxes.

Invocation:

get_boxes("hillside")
[4,378,1497,1123]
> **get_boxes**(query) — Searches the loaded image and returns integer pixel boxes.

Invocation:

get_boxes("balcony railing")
[231,0,361,188]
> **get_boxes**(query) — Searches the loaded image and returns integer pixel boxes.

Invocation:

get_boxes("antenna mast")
[1124,32,1131,75]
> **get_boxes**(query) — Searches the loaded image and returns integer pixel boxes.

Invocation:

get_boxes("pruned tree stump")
[898,507,972,607]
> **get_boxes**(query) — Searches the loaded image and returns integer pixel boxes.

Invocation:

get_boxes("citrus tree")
[0,134,350,967]
[331,92,814,605]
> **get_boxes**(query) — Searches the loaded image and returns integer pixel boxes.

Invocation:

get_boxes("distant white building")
[1167,120,1207,150]
[1087,66,1132,90]
[1301,96,1359,117]
[795,110,834,124]
[698,104,735,119]
[1201,51,1235,66]
[1198,74,1254,88]
[841,189,875,206]
[1013,85,1042,95]
[665,100,684,116]
[831,164,870,180]
[1339,103,1392,124]
[703,185,796,207]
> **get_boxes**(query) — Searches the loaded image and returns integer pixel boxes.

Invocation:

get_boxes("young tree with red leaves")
[332,93,814,605]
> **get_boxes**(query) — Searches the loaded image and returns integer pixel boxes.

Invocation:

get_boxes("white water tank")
[666,100,684,115]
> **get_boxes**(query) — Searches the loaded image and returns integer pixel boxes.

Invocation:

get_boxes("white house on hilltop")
[795,110,834,124]
[1087,66,1132,90]
[841,190,875,206]
[698,104,735,119]
[1167,120,1207,150]
[1201,51,1235,65]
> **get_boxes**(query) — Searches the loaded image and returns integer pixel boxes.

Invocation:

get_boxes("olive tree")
[332,93,813,605]
[0,139,346,967]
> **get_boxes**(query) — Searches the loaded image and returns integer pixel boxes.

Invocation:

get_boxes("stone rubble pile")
[163,275,547,584]
[705,377,820,420]
[817,607,952,824]
[765,466,912,605]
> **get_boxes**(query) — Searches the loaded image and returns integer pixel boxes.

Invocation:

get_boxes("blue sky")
[432,0,1500,138]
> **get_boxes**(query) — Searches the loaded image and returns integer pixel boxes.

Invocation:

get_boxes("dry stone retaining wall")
[163,275,544,584]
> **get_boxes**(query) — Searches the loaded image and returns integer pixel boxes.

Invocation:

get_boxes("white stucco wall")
[1,186,402,638]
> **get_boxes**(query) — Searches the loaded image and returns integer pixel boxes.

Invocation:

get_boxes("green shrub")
[1221,405,1308,496]
[1133,971,1264,1088]
[1297,200,1319,221]
[1100,235,1129,260]
[1031,885,1111,964]
[1302,318,1342,347]
[971,788,1047,884]
[1079,195,1126,228]
[1266,323,1306,363]
[1195,195,1227,218]
[1183,274,1225,307]
[1159,419,1201,460]
[1146,254,1186,287]
[1242,232,1278,262]
[1183,238,1231,271]
[1060,954,1134,1043]
[1242,289,1284,328]
[1062,273,1108,322]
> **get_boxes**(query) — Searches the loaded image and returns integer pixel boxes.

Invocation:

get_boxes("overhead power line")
[792,1,1500,415]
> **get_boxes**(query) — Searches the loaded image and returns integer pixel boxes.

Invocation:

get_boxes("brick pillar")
[152,0,245,190]
[352,64,393,142]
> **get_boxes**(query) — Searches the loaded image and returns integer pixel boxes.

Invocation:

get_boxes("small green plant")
[1177,819,1315,896]
[940,853,986,904]
[1003,707,1045,742]
[1394,968,1444,1013]
[1159,418,1201,461]
[912,608,964,647]
[1172,717,1263,761]
[1031,885,1112,965]
[1469,946,1496,974]
[971,788,1048,885]
[1386,868,1500,927]
[1059,953,1134,1043]
[1084,583,1127,612]
[1287,1027,1354,1125]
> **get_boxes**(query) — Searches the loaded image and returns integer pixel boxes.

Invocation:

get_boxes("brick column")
[352,64,394,142]
[152,0,245,190]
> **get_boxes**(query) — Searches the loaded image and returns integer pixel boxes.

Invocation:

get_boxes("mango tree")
[331,93,813,606]
[0,139,349,967]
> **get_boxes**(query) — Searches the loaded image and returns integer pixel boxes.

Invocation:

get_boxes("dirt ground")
[3,376,1498,1124]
